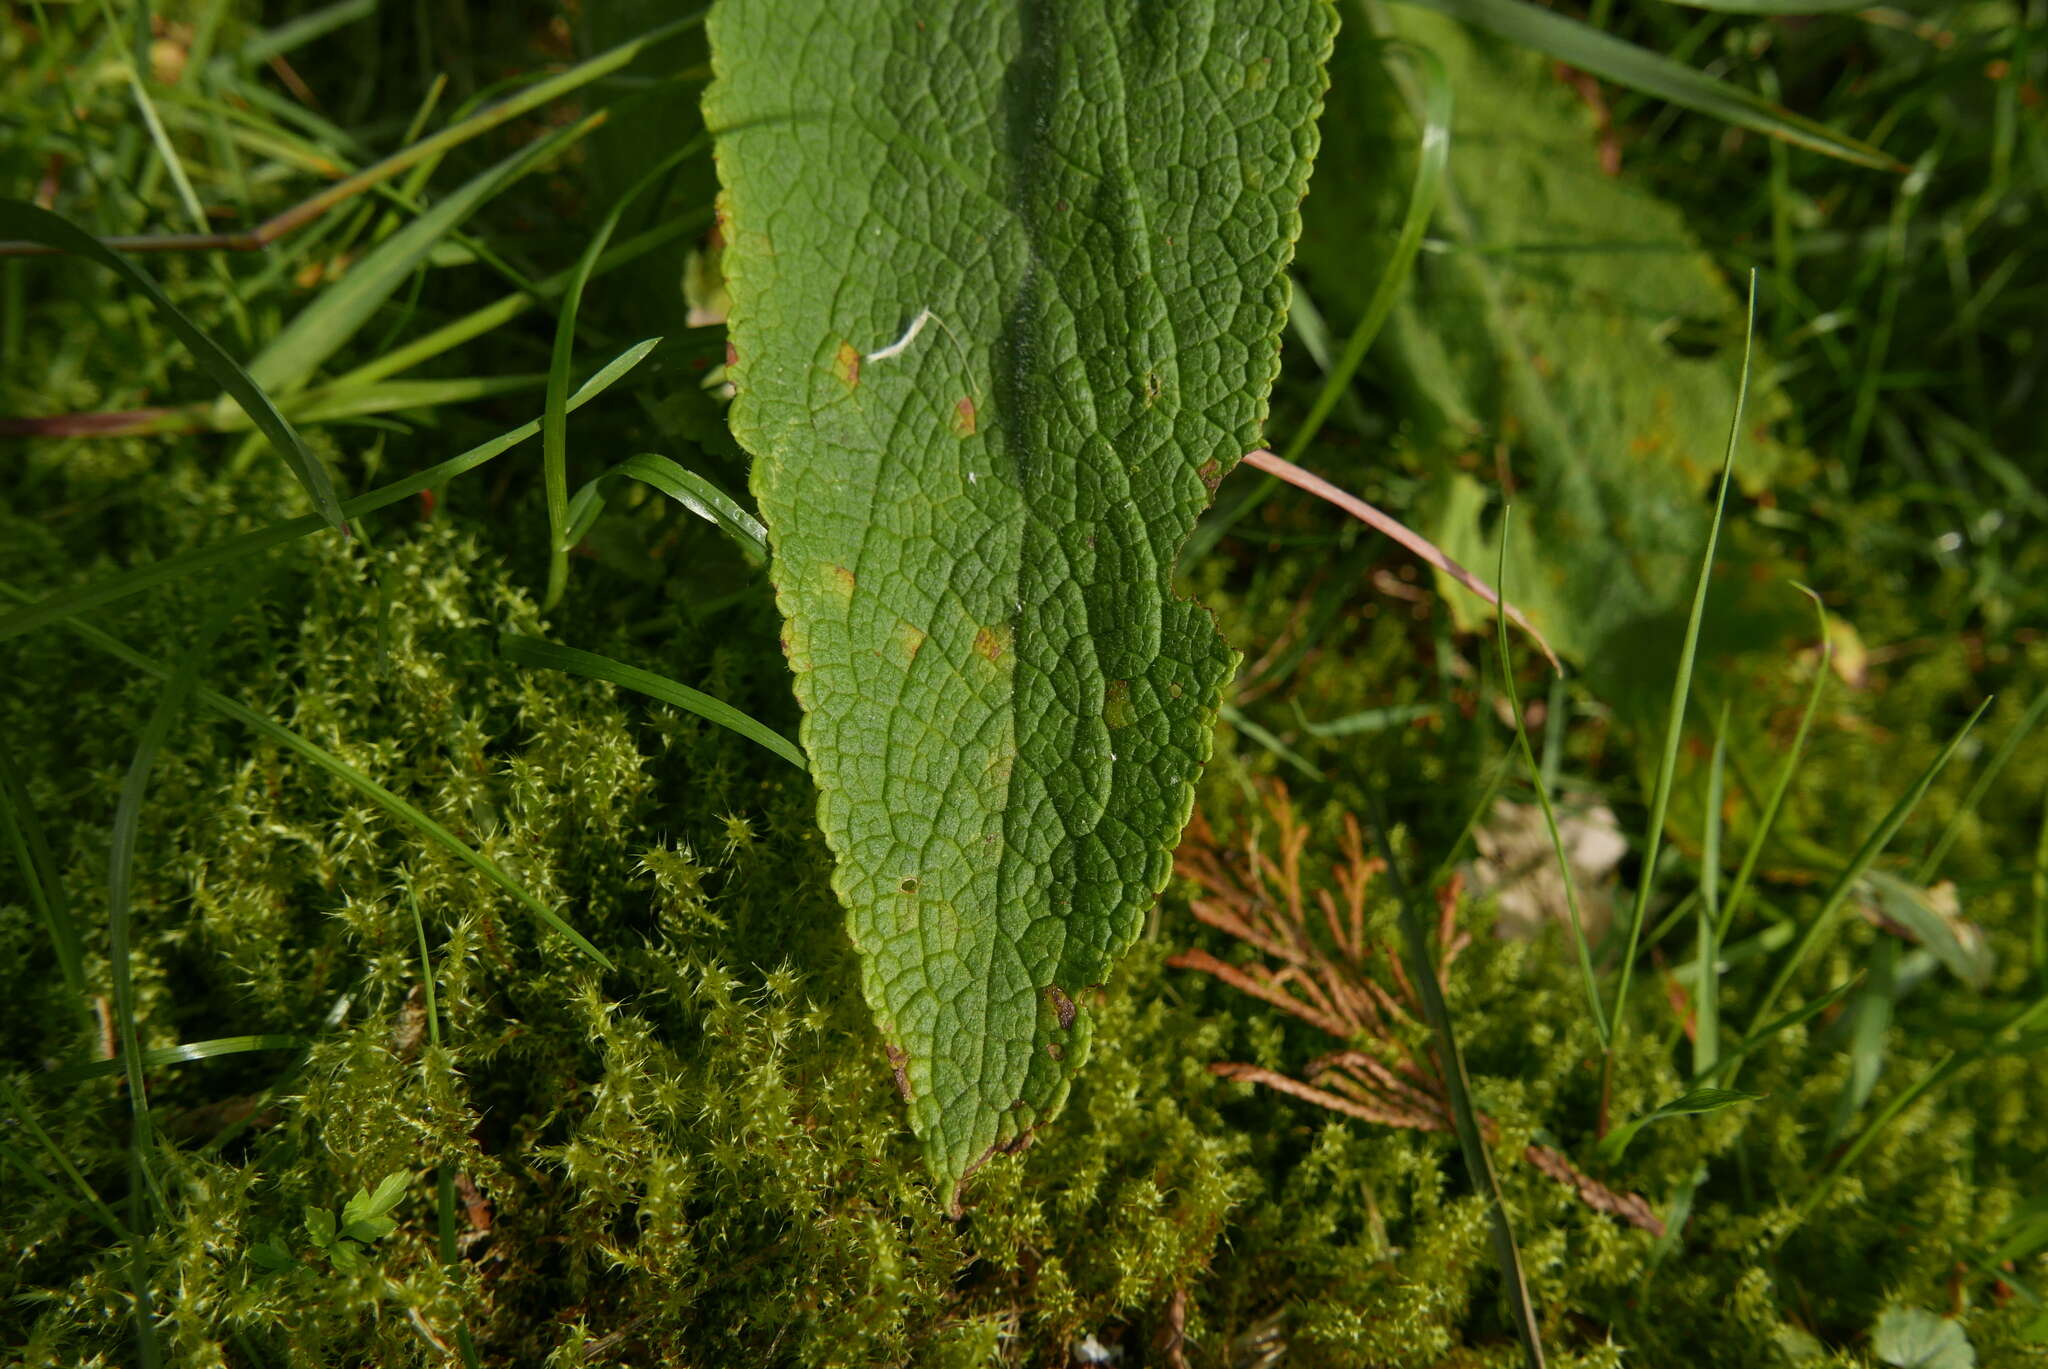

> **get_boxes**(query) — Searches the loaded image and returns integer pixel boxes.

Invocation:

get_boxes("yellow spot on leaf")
[833,341,861,389]
[952,396,977,437]
[892,620,927,663]
[1104,679,1133,729]
[973,623,1012,663]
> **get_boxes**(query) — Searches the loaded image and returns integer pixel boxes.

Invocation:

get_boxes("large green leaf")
[1295,12,1804,714]
[707,0,1334,1203]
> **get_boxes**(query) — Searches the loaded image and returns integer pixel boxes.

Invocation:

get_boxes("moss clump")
[5,512,2042,1366]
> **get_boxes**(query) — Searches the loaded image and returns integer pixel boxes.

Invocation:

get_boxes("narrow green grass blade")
[235,0,376,65]
[1653,0,1880,12]
[0,199,344,529]
[1284,38,1448,466]
[407,885,480,1367]
[1696,701,1730,1076]
[108,588,243,1226]
[1716,586,1832,942]
[205,374,552,429]
[1686,975,1861,1088]
[1495,511,1608,1044]
[1220,703,1324,783]
[1427,752,1516,892]
[499,634,803,772]
[564,452,769,567]
[2033,792,2048,987]
[0,586,614,969]
[1183,39,1450,565]
[0,1076,132,1241]
[542,143,701,610]
[0,1135,127,1241]
[0,339,659,644]
[1598,1086,1762,1165]
[48,1035,308,1086]
[1916,687,2048,883]
[0,747,86,1003]
[243,108,608,398]
[1742,697,1992,1056]
[1293,701,1440,738]
[323,212,707,393]
[1823,937,1895,1147]
[1796,987,2048,1229]
[1611,275,1757,1043]
[1390,0,1902,170]
[1366,803,1546,1368]
[408,886,443,1053]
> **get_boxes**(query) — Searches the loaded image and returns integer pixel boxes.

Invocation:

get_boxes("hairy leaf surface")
[707,0,1333,1201]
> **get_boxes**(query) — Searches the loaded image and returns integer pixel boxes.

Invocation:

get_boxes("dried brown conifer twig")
[1169,781,1663,1237]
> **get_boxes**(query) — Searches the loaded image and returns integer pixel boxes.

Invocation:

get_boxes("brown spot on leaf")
[950,1125,1040,1216]
[952,396,977,437]
[833,341,861,389]
[725,340,738,368]
[973,623,1012,663]
[1044,984,1076,1030]
[885,1043,913,1102]
[1045,1041,1064,1061]
[1197,458,1223,493]
[1104,679,1133,729]
[827,563,856,597]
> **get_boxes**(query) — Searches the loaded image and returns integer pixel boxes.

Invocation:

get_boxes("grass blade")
[1915,687,2048,883]
[1653,0,1873,11]
[1608,273,1757,1077]
[0,199,344,529]
[1598,1087,1762,1165]
[1239,448,1560,671]
[1390,0,1902,170]
[1687,975,1861,1088]
[2034,790,2048,987]
[1740,697,1993,1060]
[1219,702,1324,783]
[1696,702,1730,1076]
[499,634,804,772]
[0,339,660,645]
[1495,510,1608,1044]
[1366,799,1546,1368]
[0,747,85,1004]
[542,143,702,609]
[1716,586,1832,942]
[1795,987,2048,1229]
[243,108,609,399]
[47,1035,308,1086]
[109,586,246,1229]
[0,585,614,970]
[322,212,708,394]
[565,452,770,568]
[0,1076,132,1242]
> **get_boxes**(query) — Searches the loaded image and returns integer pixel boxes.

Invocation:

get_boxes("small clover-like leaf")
[301,1205,336,1249]
[1873,1307,1976,1369]
[328,1240,366,1275]
[708,0,1335,1209]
